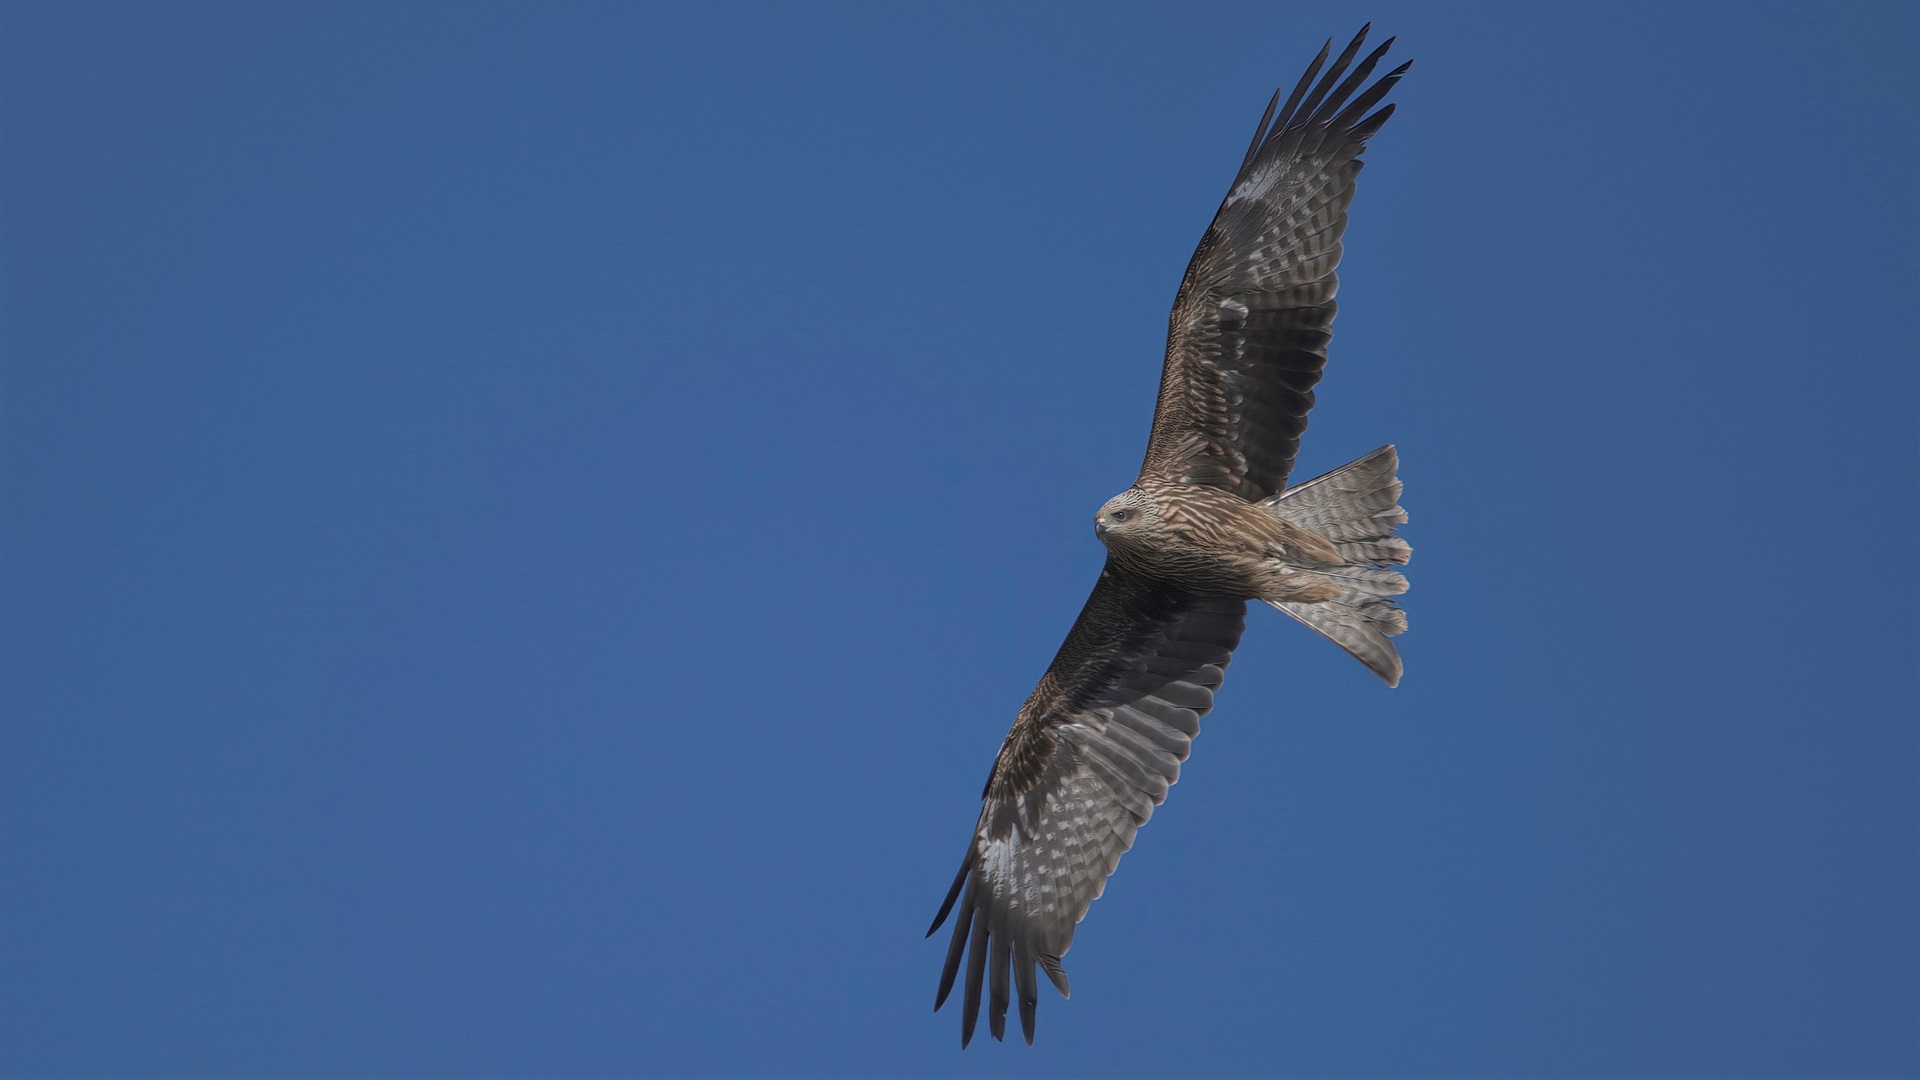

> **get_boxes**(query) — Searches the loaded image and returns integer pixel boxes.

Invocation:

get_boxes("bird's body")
[1097,478,1345,600]
[929,26,1414,1047]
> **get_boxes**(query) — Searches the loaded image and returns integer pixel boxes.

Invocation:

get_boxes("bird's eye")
[1112,509,1129,522]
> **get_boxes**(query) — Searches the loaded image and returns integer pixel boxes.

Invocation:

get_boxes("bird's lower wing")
[928,563,1246,1045]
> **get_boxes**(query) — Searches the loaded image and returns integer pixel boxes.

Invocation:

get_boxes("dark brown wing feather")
[927,562,1246,1045]
[1141,26,1409,502]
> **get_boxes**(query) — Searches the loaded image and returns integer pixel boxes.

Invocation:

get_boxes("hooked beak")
[1094,520,1108,538]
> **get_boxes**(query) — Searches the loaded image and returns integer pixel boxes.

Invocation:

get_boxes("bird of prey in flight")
[927,26,1412,1047]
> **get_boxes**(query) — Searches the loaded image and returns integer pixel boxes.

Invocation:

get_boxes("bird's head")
[1094,488,1159,548]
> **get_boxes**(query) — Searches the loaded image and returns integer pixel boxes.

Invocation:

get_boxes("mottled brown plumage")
[928,27,1413,1047]
[1096,479,1344,599]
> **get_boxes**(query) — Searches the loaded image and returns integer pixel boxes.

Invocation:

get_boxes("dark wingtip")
[1266,36,1333,145]
[1293,24,1372,130]
[1351,102,1397,141]
[925,848,973,937]
[1040,953,1071,999]
[1013,944,1040,1045]
[934,880,975,1012]
[987,937,1011,1043]
[1240,86,1283,171]
[960,912,988,1048]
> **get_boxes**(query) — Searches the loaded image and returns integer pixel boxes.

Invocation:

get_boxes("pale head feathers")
[1094,488,1161,548]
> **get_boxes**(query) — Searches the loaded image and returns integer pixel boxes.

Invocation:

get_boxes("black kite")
[928,26,1413,1046]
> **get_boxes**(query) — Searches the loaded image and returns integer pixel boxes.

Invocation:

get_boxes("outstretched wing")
[927,563,1246,1045]
[1140,26,1409,502]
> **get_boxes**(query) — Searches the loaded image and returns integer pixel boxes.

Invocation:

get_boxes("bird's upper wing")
[1140,27,1408,502]
[927,562,1246,1045]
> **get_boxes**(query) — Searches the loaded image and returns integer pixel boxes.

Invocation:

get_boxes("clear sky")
[3,2,1915,1076]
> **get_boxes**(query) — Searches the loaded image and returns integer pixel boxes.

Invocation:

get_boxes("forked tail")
[1265,445,1410,686]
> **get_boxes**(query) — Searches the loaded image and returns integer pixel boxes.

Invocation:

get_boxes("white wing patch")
[1225,157,1286,206]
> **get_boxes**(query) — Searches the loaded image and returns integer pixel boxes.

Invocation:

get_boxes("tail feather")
[1266,446,1410,686]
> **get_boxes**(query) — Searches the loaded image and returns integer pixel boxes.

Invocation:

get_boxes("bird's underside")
[928,26,1412,1047]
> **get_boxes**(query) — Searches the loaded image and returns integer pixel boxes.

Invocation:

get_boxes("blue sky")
[2,2,1915,1076]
